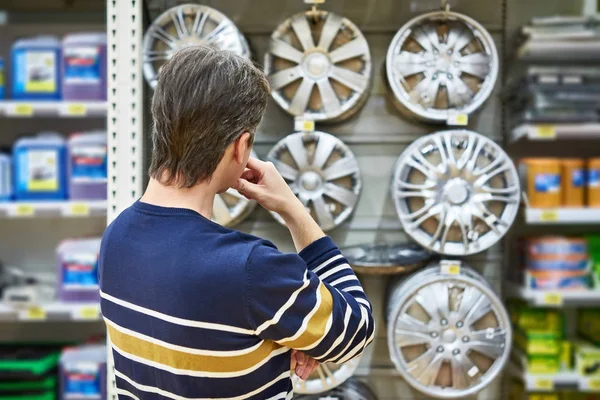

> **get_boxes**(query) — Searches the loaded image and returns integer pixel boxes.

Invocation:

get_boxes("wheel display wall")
[386,264,511,399]
[264,10,371,123]
[267,131,362,231]
[391,129,520,257]
[294,378,378,399]
[386,10,498,123]
[142,4,250,89]
[292,357,361,395]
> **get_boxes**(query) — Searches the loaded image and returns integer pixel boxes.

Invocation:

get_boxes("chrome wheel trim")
[293,357,361,394]
[392,130,519,256]
[267,132,361,231]
[386,11,498,122]
[294,378,377,399]
[265,11,371,122]
[143,4,250,89]
[387,265,511,399]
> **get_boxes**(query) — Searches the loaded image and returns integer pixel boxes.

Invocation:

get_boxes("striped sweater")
[98,200,374,399]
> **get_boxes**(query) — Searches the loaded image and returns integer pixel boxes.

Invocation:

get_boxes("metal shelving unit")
[0,302,101,322]
[511,123,600,143]
[0,101,107,118]
[507,285,600,307]
[525,208,600,224]
[0,201,106,218]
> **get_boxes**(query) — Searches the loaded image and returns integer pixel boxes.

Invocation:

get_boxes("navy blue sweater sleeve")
[245,236,374,364]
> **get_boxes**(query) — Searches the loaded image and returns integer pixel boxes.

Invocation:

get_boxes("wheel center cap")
[445,179,470,205]
[442,329,457,344]
[303,52,331,79]
[300,171,323,191]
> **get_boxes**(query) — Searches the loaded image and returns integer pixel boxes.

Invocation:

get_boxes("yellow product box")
[525,355,561,374]
[575,340,600,377]
[517,308,564,333]
[515,329,562,356]
[560,340,572,371]
[579,309,600,345]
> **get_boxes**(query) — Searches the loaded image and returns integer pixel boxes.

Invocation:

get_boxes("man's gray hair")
[148,45,270,188]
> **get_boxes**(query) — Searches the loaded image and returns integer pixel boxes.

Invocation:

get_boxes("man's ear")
[234,132,252,164]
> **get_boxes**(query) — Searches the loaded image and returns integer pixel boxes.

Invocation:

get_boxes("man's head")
[148,45,270,191]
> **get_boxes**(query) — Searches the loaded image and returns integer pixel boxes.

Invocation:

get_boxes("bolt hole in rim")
[392,130,520,256]
[264,10,372,122]
[387,265,511,399]
[292,357,361,395]
[386,11,498,122]
[142,4,250,89]
[267,132,362,232]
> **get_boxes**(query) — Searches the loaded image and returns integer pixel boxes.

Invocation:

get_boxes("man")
[99,45,374,399]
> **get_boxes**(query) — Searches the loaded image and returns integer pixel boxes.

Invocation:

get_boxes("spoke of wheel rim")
[145,51,172,62]
[408,76,434,107]
[476,200,508,228]
[316,79,342,116]
[289,79,315,115]
[456,286,483,320]
[395,329,431,347]
[396,313,432,334]
[192,9,209,36]
[269,65,303,90]
[453,353,478,387]
[271,159,299,181]
[412,26,437,53]
[171,9,189,38]
[421,77,441,108]
[471,204,500,234]
[417,353,444,386]
[470,327,506,350]
[316,363,327,385]
[415,290,443,321]
[399,62,430,78]
[395,50,430,67]
[458,60,491,79]
[213,194,232,223]
[448,25,472,52]
[311,134,337,169]
[405,204,440,231]
[312,195,335,229]
[480,185,519,195]
[406,158,438,180]
[323,157,359,181]
[396,188,436,200]
[269,39,304,63]
[470,340,505,360]
[397,179,436,191]
[318,13,343,51]
[407,348,435,377]
[456,134,476,169]
[465,137,485,173]
[431,282,450,319]
[451,357,469,389]
[204,20,230,42]
[443,133,458,167]
[329,66,368,92]
[291,15,316,50]
[464,294,492,326]
[456,214,470,251]
[151,26,178,48]
[475,193,518,204]
[474,164,511,187]
[429,206,448,247]
[285,135,309,169]
[446,77,474,107]
[432,135,454,170]
[329,37,368,63]
[439,215,454,253]
[459,52,491,65]
[323,183,358,207]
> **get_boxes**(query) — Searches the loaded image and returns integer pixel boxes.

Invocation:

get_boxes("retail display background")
[0,0,597,400]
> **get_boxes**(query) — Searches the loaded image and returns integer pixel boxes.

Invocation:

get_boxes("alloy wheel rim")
[293,357,361,394]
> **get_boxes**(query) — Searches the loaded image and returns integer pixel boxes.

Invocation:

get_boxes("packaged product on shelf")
[515,329,562,356]
[521,158,561,208]
[61,33,107,101]
[59,344,106,400]
[561,340,573,371]
[588,158,600,207]
[0,57,4,99]
[578,309,600,344]
[0,153,11,201]
[561,158,585,207]
[13,133,67,200]
[68,132,107,200]
[56,238,101,302]
[574,341,600,377]
[11,36,61,100]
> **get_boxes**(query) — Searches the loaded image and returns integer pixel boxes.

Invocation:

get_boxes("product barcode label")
[539,210,558,222]
[26,306,46,320]
[542,292,563,306]
[8,103,34,117]
[447,113,468,126]
[60,103,87,116]
[535,125,556,139]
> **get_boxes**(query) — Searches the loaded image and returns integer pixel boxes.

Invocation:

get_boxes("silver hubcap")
[387,265,511,398]
[267,132,361,232]
[265,11,371,122]
[392,130,520,256]
[143,4,250,88]
[293,357,361,394]
[294,378,376,399]
[386,11,498,122]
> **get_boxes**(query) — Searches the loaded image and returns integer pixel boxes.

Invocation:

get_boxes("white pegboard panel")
[106,0,143,399]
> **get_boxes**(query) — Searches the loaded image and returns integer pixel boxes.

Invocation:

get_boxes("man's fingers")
[232,178,259,199]
[295,352,306,365]
[245,157,265,173]
[240,169,257,183]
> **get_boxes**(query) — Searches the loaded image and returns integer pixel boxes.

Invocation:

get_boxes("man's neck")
[140,178,215,220]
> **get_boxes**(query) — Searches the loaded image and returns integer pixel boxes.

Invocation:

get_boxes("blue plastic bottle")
[0,57,5,99]
[60,344,107,400]
[62,33,107,101]
[0,153,12,201]
[11,36,61,100]
[13,133,68,200]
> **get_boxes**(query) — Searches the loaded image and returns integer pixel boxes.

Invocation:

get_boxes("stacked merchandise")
[0,345,61,400]
[56,238,101,303]
[9,34,107,101]
[59,345,106,400]
[586,235,600,287]
[0,131,107,202]
[517,237,592,290]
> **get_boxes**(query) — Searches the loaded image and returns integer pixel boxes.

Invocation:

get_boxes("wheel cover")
[143,4,250,88]
[386,11,498,122]
[294,378,377,399]
[387,265,511,399]
[391,130,520,256]
[343,243,431,275]
[267,132,361,231]
[264,11,371,122]
[292,357,361,394]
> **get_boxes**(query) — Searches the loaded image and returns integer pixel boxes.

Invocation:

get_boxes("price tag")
[533,378,554,391]
[77,306,99,320]
[535,125,556,139]
[447,113,468,126]
[587,378,600,390]
[26,306,46,320]
[69,203,90,216]
[294,118,315,132]
[542,292,563,306]
[441,261,461,275]
[14,204,35,217]
[304,0,325,3]
[539,210,559,222]
[8,103,34,117]
[60,103,87,116]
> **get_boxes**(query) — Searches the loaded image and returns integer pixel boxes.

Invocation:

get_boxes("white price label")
[8,103,34,117]
[447,113,468,126]
[294,118,315,132]
[441,261,461,275]
[60,103,87,116]
[534,125,556,139]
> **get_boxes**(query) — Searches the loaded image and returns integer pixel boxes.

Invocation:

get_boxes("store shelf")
[511,123,600,143]
[525,208,600,225]
[507,285,600,307]
[0,201,106,218]
[0,101,106,118]
[0,302,101,322]
[513,366,600,392]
